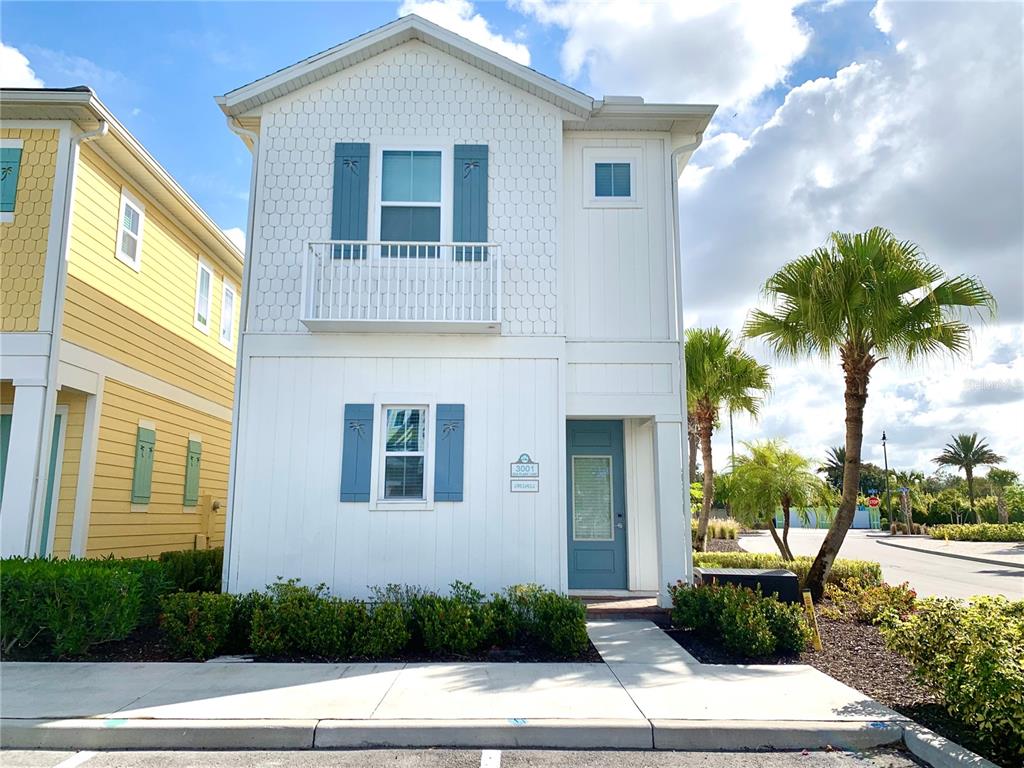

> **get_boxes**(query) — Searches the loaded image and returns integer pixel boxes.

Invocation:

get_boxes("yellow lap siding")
[63,275,235,407]
[85,378,229,559]
[0,128,59,332]
[51,388,86,558]
[67,145,239,377]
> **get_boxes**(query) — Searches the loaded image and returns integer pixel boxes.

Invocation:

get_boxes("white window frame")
[369,394,436,511]
[582,146,642,209]
[115,187,146,271]
[372,144,451,258]
[193,260,214,333]
[219,281,236,347]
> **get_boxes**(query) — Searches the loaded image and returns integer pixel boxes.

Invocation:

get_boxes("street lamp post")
[882,431,893,524]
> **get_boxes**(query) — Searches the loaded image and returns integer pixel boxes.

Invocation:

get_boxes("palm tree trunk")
[781,499,793,560]
[997,492,1009,525]
[694,414,715,553]
[805,355,871,600]
[767,519,791,560]
[687,420,698,483]
[966,466,978,523]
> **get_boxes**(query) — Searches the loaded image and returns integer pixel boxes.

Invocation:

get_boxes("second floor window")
[380,150,441,257]
[194,261,213,332]
[220,282,236,346]
[116,188,145,271]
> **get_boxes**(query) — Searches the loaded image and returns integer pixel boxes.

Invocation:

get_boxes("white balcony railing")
[301,240,502,333]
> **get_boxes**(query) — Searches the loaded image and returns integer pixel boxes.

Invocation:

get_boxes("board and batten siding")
[85,379,229,558]
[228,354,562,597]
[248,40,562,337]
[63,146,239,407]
[0,128,59,332]
[562,134,674,341]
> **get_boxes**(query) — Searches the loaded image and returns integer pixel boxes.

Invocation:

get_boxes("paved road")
[739,529,1023,600]
[0,748,926,768]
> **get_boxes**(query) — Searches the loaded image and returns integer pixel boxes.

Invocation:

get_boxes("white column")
[0,383,47,556]
[653,417,688,608]
[70,377,104,557]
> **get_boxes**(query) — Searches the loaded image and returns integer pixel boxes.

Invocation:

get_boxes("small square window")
[595,162,631,198]
[115,188,145,270]
[381,406,427,500]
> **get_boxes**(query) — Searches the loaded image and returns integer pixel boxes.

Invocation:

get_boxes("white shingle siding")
[249,41,562,336]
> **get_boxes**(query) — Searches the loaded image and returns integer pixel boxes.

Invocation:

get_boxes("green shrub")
[1,558,142,657]
[693,552,882,588]
[670,581,811,658]
[223,590,271,655]
[160,592,235,660]
[360,600,410,658]
[250,580,368,659]
[824,580,918,625]
[879,517,889,529]
[412,581,492,655]
[882,596,1024,764]
[158,548,223,592]
[531,590,588,657]
[929,523,1024,542]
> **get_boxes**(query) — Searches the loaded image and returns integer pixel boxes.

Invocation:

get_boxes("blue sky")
[3,1,1021,473]
[4,0,886,235]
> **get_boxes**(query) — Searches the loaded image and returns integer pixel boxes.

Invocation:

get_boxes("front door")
[567,420,627,590]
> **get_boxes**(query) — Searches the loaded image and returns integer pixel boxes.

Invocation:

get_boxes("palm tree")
[818,446,846,491]
[892,470,925,529]
[744,227,996,598]
[933,434,1005,521]
[729,440,825,560]
[988,468,1019,525]
[685,327,771,552]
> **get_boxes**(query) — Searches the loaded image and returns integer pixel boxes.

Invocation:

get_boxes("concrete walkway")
[0,620,911,752]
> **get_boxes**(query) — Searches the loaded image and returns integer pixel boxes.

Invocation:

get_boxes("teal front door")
[567,420,627,590]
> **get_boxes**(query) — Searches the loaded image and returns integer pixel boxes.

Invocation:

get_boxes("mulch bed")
[666,612,1005,766]
[706,538,743,552]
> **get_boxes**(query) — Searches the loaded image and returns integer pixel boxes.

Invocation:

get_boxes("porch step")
[583,597,670,628]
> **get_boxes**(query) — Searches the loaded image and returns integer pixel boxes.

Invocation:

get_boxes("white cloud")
[21,45,133,100]
[0,42,44,87]
[514,0,809,107]
[667,1,1024,475]
[399,0,531,65]
[223,227,246,253]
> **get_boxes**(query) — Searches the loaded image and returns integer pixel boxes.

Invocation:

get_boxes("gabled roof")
[217,14,596,119]
[1,87,243,275]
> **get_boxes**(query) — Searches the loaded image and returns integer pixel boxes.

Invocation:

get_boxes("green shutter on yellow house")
[131,427,156,505]
[183,439,202,506]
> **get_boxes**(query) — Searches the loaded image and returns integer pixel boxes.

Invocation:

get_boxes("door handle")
[616,522,624,529]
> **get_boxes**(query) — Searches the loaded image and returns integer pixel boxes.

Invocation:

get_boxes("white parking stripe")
[53,752,97,768]
[480,749,502,768]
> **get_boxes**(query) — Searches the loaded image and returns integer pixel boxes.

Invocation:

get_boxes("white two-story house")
[217,15,715,607]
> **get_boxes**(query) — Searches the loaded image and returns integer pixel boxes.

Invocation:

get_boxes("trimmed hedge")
[160,592,236,660]
[1,558,142,657]
[928,522,1024,542]
[670,581,812,657]
[693,552,883,588]
[159,548,223,592]
[882,596,1024,765]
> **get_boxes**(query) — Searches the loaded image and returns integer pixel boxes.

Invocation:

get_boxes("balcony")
[300,241,502,333]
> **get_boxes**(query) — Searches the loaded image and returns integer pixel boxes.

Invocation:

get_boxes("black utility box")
[694,567,801,604]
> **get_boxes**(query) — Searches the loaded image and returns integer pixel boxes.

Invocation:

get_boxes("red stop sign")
[868,496,880,508]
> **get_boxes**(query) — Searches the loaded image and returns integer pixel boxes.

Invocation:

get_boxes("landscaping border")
[875,537,1024,570]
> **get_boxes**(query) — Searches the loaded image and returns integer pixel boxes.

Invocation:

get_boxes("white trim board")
[59,341,232,421]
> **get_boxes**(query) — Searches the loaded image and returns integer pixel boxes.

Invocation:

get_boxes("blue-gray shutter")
[331,143,370,259]
[453,145,488,262]
[340,404,373,501]
[433,404,465,501]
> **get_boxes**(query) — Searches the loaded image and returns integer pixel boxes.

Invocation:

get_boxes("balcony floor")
[300,318,501,334]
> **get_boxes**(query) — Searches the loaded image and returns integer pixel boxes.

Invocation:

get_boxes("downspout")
[28,119,107,556]
[670,132,704,584]
[221,117,260,592]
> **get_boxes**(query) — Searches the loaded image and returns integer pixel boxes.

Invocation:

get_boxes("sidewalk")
[0,620,909,752]
[873,535,1024,568]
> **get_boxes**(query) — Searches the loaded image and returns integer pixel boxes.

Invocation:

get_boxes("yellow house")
[0,87,243,559]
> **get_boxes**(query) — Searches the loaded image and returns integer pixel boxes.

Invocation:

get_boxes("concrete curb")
[902,723,1001,768]
[0,718,318,750]
[875,537,1024,570]
[314,718,653,749]
[650,720,905,751]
